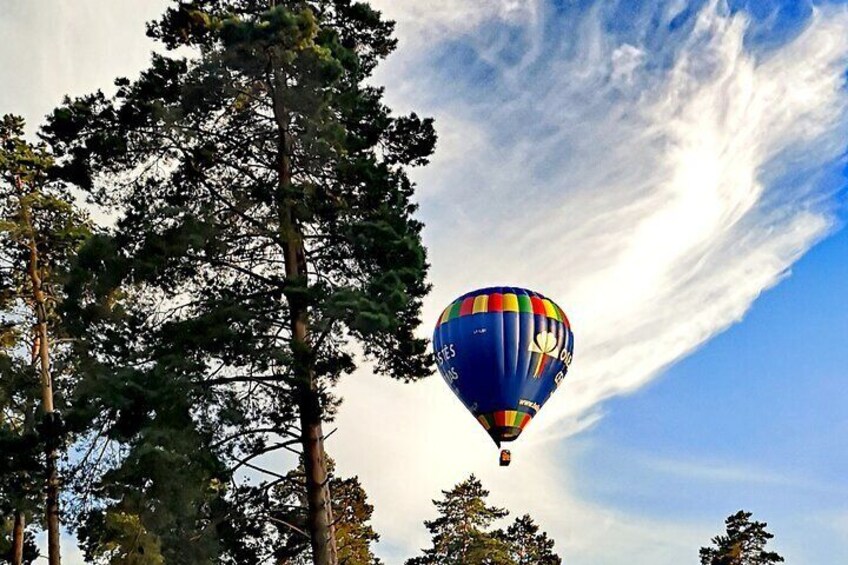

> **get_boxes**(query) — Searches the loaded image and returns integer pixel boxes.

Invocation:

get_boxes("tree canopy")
[700,510,785,565]
[1,113,91,564]
[407,475,562,565]
[38,1,436,563]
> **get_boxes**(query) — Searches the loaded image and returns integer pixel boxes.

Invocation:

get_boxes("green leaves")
[82,511,166,565]
[0,114,95,563]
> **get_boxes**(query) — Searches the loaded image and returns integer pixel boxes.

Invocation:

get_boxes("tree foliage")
[0,113,91,563]
[700,511,785,565]
[39,0,436,562]
[269,459,382,564]
[497,514,561,565]
[407,476,562,565]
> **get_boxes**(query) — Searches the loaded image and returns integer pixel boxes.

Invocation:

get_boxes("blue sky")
[570,221,848,563]
[559,4,848,561]
[2,0,848,563]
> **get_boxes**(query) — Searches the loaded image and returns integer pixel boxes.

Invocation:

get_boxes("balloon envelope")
[433,287,574,445]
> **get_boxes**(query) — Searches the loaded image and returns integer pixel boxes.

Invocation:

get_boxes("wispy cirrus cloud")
[331,2,848,563]
[362,0,848,435]
[371,0,542,36]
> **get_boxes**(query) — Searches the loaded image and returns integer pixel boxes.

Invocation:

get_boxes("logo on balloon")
[528,331,560,378]
[519,399,541,412]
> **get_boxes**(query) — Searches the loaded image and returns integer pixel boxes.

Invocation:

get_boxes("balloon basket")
[499,449,511,467]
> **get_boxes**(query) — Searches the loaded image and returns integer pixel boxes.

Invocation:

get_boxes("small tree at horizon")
[497,514,561,565]
[700,510,785,565]
[406,475,563,565]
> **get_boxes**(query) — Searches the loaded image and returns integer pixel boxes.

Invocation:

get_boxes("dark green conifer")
[496,515,561,565]
[700,510,785,565]
[406,475,514,565]
[42,2,436,563]
[407,476,564,565]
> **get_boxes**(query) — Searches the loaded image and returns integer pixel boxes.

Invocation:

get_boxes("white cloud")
[0,0,170,134]
[370,0,541,36]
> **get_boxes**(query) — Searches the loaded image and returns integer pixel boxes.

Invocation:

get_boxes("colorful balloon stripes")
[477,410,533,432]
[437,290,570,327]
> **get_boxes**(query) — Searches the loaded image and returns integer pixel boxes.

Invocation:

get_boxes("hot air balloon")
[433,287,574,466]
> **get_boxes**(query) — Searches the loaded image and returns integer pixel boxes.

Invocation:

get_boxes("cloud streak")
[332,1,848,563]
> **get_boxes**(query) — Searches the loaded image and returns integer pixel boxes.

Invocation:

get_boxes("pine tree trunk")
[282,212,339,565]
[12,511,24,565]
[291,298,338,565]
[36,301,62,565]
[270,54,339,565]
[19,186,62,565]
[45,450,61,564]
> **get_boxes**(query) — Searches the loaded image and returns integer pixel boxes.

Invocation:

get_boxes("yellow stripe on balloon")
[532,355,544,378]
[472,294,489,314]
[439,307,451,324]
[502,294,519,312]
[543,299,558,319]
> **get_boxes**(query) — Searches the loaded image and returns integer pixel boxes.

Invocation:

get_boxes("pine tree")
[331,476,382,565]
[62,243,251,564]
[0,114,91,565]
[496,515,561,565]
[406,476,513,565]
[271,460,382,565]
[0,517,38,564]
[0,346,40,565]
[407,476,564,565]
[699,511,785,565]
[42,2,436,563]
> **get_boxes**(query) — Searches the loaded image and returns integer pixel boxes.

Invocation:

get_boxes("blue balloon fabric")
[433,287,574,445]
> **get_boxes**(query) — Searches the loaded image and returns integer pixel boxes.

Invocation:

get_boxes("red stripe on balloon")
[530,296,546,315]
[488,293,503,312]
[459,297,475,316]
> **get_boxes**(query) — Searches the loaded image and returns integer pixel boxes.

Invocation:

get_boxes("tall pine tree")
[42,2,436,563]
[1,114,91,564]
